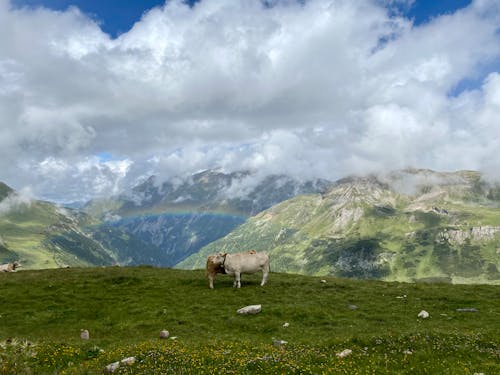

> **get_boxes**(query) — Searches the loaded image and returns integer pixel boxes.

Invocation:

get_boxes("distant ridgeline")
[2,169,500,284]
[83,170,331,267]
[178,169,500,285]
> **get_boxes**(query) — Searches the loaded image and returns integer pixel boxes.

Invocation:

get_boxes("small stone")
[105,361,120,373]
[160,330,170,339]
[80,329,89,340]
[283,322,290,328]
[348,305,358,310]
[237,304,262,314]
[336,349,352,358]
[120,357,136,366]
[320,279,327,283]
[456,308,478,313]
[273,339,288,347]
[418,310,429,319]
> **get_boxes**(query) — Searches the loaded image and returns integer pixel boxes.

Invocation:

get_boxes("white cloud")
[0,186,34,215]
[30,156,133,203]
[0,0,499,202]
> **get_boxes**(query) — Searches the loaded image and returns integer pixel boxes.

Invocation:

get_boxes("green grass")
[0,267,499,374]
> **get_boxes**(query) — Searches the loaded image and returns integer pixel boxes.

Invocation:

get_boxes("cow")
[0,261,21,272]
[209,251,270,288]
[206,254,226,289]
[206,250,258,289]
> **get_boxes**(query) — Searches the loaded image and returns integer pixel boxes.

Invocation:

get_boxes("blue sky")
[1,0,499,203]
[11,0,194,37]
[13,0,472,37]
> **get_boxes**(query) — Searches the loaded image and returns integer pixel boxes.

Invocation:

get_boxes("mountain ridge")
[82,169,332,266]
[178,169,500,284]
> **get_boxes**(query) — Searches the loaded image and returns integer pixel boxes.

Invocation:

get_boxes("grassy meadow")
[0,266,499,374]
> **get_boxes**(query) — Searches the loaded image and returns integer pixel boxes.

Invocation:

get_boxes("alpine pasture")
[0,266,499,374]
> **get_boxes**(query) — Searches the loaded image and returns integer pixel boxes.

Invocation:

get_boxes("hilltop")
[179,169,500,284]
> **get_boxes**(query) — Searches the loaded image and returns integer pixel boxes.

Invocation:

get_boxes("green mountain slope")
[0,183,158,269]
[178,169,500,284]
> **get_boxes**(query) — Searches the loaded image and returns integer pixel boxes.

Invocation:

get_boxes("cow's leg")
[260,271,268,286]
[233,272,241,288]
[261,264,270,286]
[208,273,215,289]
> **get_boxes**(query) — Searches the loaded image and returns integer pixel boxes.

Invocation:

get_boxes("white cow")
[0,261,20,272]
[211,251,270,288]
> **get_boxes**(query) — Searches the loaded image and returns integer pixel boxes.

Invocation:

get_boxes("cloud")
[0,0,499,202]
[29,156,133,203]
[0,186,34,215]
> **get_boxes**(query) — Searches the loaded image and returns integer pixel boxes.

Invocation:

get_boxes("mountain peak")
[0,182,14,201]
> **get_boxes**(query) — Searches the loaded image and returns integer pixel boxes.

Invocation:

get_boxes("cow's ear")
[223,252,228,256]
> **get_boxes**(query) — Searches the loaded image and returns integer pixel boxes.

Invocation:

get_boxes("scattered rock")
[402,349,413,355]
[456,308,478,313]
[120,357,136,365]
[80,329,89,340]
[283,322,290,328]
[336,349,352,358]
[348,305,358,310]
[273,339,288,347]
[320,279,327,283]
[160,330,170,339]
[105,357,137,373]
[418,310,429,319]
[237,304,262,315]
[105,361,120,373]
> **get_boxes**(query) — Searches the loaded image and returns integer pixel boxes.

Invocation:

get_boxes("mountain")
[0,183,160,268]
[86,169,332,217]
[84,169,332,266]
[178,169,500,284]
[0,182,14,201]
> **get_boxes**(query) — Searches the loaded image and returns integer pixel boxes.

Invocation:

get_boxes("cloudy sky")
[1,0,499,203]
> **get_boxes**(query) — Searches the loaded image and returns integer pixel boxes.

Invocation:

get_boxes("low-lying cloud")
[0,187,34,215]
[0,0,499,202]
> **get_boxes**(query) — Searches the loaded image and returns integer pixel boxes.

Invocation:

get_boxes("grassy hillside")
[179,170,500,284]
[0,267,499,374]
[0,184,168,269]
[0,195,118,269]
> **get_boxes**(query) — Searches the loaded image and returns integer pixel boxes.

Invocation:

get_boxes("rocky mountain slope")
[178,169,500,284]
[84,169,331,266]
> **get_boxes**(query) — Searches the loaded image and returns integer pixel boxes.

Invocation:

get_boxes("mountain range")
[178,169,500,284]
[0,170,329,268]
[1,169,499,284]
[83,169,331,266]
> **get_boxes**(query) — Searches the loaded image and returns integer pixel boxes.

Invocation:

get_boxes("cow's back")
[225,252,269,274]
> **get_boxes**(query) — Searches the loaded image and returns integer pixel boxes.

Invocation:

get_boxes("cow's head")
[12,261,21,270]
[211,252,227,265]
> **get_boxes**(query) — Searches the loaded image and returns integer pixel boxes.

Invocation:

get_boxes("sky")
[1,0,500,204]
